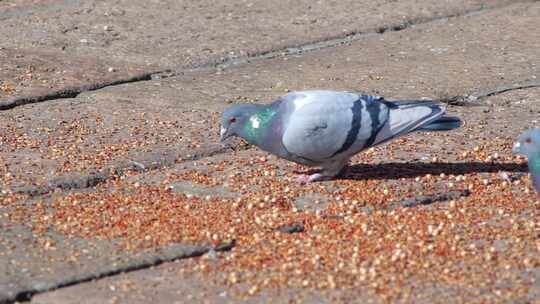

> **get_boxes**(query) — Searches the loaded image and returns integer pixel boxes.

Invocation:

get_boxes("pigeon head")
[220,103,262,141]
[513,128,540,158]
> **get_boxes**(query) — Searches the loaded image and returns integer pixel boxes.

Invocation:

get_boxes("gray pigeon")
[220,90,461,183]
[513,128,540,197]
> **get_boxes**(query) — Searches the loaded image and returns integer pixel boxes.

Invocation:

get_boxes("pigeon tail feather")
[417,115,462,131]
[382,99,439,109]
[385,102,444,138]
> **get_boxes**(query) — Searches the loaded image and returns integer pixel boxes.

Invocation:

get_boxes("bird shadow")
[337,161,528,181]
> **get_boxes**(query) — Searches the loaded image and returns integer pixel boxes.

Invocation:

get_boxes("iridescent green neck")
[529,153,540,172]
[242,107,277,144]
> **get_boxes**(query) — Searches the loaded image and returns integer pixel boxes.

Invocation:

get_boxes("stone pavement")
[1,0,540,303]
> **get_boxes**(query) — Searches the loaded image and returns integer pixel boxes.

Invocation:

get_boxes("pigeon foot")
[295,173,333,184]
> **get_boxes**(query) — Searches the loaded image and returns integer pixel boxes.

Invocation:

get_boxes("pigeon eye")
[229,117,237,123]
[525,137,532,144]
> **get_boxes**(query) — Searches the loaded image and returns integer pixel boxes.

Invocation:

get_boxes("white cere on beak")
[220,126,226,138]
[250,116,261,129]
[512,141,521,153]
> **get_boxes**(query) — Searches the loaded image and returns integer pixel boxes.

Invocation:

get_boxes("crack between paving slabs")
[0,72,153,110]
[9,142,243,197]
[6,240,235,304]
[1,0,535,110]
[386,189,471,211]
[442,78,540,106]
[207,0,535,71]
[319,190,472,221]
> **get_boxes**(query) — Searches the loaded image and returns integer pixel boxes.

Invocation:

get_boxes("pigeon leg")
[296,159,348,184]
[295,173,327,184]
[320,159,348,177]
[295,174,317,184]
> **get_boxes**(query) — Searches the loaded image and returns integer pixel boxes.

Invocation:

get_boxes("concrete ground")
[1,0,540,303]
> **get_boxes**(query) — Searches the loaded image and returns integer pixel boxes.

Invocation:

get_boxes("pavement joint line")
[441,79,540,105]
[387,189,471,210]
[0,72,153,111]
[6,240,235,304]
[0,0,537,111]
[9,142,239,197]
[157,0,539,77]
[474,79,540,99]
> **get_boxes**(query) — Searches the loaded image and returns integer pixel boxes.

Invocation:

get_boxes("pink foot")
[295,174,312,184]
[295,173,329,184]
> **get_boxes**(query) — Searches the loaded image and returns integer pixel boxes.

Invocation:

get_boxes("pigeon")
[512,128,540,196]
[220,90,461,183]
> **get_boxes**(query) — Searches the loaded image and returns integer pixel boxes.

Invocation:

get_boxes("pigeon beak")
[512,141,521,154]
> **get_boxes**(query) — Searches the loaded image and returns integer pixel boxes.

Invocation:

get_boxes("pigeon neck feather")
[241,106,276,143]
[528,152,540,172]
[528,153,540,196]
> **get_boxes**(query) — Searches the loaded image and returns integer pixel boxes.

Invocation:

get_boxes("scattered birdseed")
[3,104,539,301]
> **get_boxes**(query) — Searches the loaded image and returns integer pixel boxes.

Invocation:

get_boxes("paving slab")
[0,98,227,193]
[0,0,529,105]
[0,213,232,303]
[31,259,380,304]
[0,0,520,68]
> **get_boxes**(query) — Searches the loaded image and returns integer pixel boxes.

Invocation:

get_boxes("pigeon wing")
[281,91,389,162]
